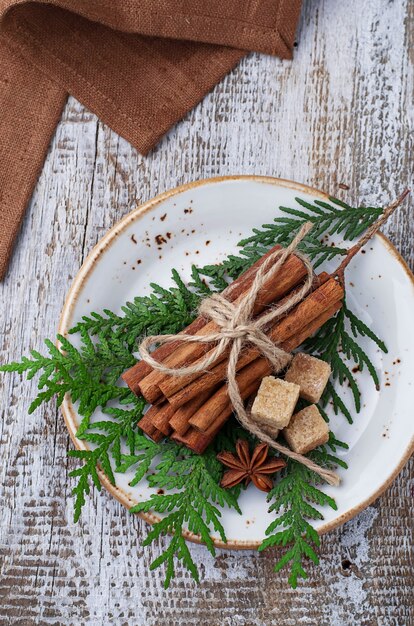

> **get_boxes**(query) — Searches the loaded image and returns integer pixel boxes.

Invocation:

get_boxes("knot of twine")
[139,222,340,486]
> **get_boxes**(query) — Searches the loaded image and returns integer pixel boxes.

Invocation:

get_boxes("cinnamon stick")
[122,317,206,393]
[138,252,310,403]
[166,276,342,409]
[138,414,165,442]
[121,243,286,392]
[146,403,174,436]
[171,426,212,455]
[189,296,343,435]
[167,388,215,436]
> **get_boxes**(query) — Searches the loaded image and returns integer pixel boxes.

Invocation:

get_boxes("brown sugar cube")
[283,405,329,454]
[285,353,331,403]
[251,377,300,429]
[251,414,279,439]
[262,424,279,440]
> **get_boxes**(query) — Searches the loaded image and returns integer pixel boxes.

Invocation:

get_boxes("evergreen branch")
[259,436,345,587]
[67,397,146,521]
[129,445,240,587]
[303,302,387,423]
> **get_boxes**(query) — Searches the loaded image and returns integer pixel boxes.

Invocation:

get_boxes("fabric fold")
[0,0,302,280]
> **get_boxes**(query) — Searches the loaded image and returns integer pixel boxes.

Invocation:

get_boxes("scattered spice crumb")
[87,298,90,303]
[349,282,354,287]
[160,213,167,221]
[137,259,142,264]
[157,489,164,495]
[352,366,360,373]
[339,183,350,190]
[155,234,167,245]
[191,229,195,234]
[132,267,135,270]
[184,208,193,214]
[185,252,189,256]
[205,240,211,246]
[195,250,200,254]
[385,382,391,387]
[361,250,366,254]
[166,232,172,239]
[123,261,127,265]
[131,234,137,244]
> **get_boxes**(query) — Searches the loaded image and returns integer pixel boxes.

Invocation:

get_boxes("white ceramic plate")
[59,176,414,548]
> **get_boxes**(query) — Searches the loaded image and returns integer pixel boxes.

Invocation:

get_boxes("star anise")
[217,439,286,492]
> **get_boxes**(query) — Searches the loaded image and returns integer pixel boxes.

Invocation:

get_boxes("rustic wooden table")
[1,0,413,624]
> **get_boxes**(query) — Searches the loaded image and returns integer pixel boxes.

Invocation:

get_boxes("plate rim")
[59,174,414,550]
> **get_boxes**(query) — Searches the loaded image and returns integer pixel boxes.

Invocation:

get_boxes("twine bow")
[139,222,340,486]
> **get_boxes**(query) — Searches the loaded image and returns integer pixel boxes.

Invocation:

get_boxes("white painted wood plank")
[0,0,413,623]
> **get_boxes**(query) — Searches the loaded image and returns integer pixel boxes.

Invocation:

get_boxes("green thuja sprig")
[304,303,387,423]
[70,269,201,345]
[129,441,240,588]
[1,332,135,417]
[68,396,146,521]
[259,434,348,587]
[235,196,381,269]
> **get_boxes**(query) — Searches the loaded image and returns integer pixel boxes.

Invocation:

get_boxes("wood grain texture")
[0,0,413,623]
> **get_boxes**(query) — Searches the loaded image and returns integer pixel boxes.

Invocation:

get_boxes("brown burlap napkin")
[0,0,302,280]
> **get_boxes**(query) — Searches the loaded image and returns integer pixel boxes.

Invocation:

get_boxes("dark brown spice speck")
[160,213,167,221]
[155,234,167,245]
[131,234,137,244]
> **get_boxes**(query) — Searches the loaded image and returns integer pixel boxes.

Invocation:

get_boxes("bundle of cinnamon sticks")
[122,243,344,453]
